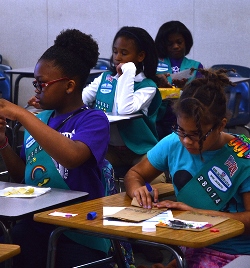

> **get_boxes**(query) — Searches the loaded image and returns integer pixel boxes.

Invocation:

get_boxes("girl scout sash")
[177,135,250,210]
[157,57,200,84]
[24,110,69,189]
[95,72,162,154]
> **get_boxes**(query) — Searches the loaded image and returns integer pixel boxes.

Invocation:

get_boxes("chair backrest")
[211,64,250,78]
[211,64,250,128]
[0,64,12,101]
[86,58,111,85]
[101,159,117,196]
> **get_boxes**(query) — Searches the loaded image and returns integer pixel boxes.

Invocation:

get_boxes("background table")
[5,68,105,104]
[0,181,88,243]
[34,192,244,268]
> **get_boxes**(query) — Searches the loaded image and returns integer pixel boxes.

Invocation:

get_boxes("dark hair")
[38,29,99,88]
[110,26,158,82]
[173,68,234,153]
[155,21,193,58]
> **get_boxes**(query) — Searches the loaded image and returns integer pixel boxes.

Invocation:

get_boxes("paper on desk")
[0,186,51,198]
[103,207,173,226]
[170,69,193,80]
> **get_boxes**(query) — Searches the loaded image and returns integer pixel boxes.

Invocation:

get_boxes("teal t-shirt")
[147,133,250,254]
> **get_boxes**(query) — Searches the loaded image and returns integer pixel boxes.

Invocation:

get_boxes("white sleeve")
[115,62,156,115]
[82,73,103,105]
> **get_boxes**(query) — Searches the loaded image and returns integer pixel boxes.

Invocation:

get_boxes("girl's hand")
[27,96,41,109]
[133,185,159,209]
[116,63,125,76]
[156,200,194,211]
[172,78,188,88]
[157,74,172,88]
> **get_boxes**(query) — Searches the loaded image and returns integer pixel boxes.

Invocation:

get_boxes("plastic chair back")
[211,64,250,78]
[86,58,111,85]
[0,64,12,101]
[211,65,250,130]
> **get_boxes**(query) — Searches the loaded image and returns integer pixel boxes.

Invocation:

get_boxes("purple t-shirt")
[21,106,110,200]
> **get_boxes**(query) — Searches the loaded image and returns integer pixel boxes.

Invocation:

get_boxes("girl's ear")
[138,51,146,62]
[66,80,76,94]
[219,118,228,131]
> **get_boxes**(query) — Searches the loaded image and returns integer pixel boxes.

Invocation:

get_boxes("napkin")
[0,186,51,198]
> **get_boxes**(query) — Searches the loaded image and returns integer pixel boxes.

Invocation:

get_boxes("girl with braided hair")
[125,68,250,268]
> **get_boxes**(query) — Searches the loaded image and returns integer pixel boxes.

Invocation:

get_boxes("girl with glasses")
[125,68,250,268]
[0,29,111,268]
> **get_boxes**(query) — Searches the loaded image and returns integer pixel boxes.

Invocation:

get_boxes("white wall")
[1,0,250,106]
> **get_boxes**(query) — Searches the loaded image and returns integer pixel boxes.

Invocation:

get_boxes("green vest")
[157,57,200,84]
[177,135,250,210]
[24,110,69,189]
[96,72,162,154]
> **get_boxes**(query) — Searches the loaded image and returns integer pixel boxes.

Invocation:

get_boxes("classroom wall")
[1,0,250,106]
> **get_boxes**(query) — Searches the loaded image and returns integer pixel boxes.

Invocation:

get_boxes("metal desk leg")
[46,226,68,268]
[0,221,13,268]
[135,240,187,268]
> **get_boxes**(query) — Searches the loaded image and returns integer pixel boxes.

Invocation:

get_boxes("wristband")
[0,136,8,150]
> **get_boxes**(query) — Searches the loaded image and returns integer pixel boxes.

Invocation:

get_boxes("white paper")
[103,207,174,226]
[0,186,51,198]
[170,69,192,80]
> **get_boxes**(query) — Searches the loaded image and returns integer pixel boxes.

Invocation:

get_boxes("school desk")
[0,181,88,244]
[0,244,20,263]
[34,192,244,268]
[4,68,105,104]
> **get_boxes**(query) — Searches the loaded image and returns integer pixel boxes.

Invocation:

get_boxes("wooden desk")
[153,182,175,198]
[34,192,244,268]
[0,244,20,263]
[4,68,105,104]
[0,181,88,244]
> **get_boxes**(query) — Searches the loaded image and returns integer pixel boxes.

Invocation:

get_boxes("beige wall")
[1,0,250,106]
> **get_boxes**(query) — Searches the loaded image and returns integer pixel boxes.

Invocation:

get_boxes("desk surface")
[0,244,20,263]
[0,181,88,220]
[34,191,244,248]
[106,113,143,123]
[5,67,105,75]
[229,77,250,83]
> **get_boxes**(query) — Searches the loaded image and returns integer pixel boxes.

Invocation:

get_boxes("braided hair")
[39,29,99,88]
[173,68,235,155]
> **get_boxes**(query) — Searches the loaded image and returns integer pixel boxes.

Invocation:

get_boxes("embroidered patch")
[208,166,231,192]
[224,155,238,177]
[100,83,112,94]
[228,135,250,158]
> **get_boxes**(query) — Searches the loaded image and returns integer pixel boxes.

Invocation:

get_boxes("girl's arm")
[0,116,25,181]
[0,99,107,170]
[124,157,163,208]
[82,73,103,105]
[156,192,250,235]
[115,62,156,115]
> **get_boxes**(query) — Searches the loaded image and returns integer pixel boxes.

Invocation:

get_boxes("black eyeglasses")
[32,77,70,92]
[172,124,214,142]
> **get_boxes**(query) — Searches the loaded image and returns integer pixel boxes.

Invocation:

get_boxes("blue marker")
[145,182,154,199]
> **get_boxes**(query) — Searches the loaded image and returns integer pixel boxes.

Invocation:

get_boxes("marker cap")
[87,211,97,220]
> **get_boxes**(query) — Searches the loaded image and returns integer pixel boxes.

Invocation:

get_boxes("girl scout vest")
[24,110,69,189]
[95,71,162,154]
[177,135,250,211]
[157,57,200,84]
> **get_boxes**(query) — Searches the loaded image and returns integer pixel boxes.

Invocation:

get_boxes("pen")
[145,182,154,199]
